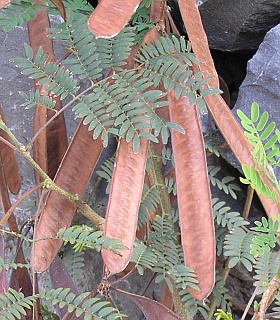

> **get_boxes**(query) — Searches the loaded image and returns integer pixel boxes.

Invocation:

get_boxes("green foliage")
[19,89,56,109]
[0,256,33,272]
[0,0,44,32]
[130,0,154,43]
[131,242,158,275]
[253,251,280,294]
[12,44,79,99]
[208,166,241,199]
[41,304,60,320]
[223,227,255,271]
[212,198,249,230]
[149,214,199,294]
[0,287,125,320]
[96,157,114,194]
[40,288,125,319]
[57,225,127,254]
[204,134,224,157]
[0,288,36,319]
[161,146,174,166]
[212,276,232,313]
[62,245,85,286]
[179,291,209,319]
[132,212,199,308]
[0,0,93,31]
[237,102,280,202]
[137,37,197,101]
[13,14,208,152]
[214,309,233,320]
[271,293,280,318]
[250,217,279,258]
[138,184,160,228]
[63,0,93,18]
[164,176,177,196]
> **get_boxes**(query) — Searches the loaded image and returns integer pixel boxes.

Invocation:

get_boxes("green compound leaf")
[223,227,255,271]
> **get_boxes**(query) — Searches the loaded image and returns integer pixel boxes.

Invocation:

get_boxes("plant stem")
[172,282,193,320]
[207,261,231,320]
[241,251,280,320]
[147,143,191,319]
[252,264,280,320]
[243,185,254,220]
[76,200,104,230]
[147,143,172,216]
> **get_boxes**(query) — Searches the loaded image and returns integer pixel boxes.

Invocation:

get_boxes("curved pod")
[102,136,149,275]
[88,0,141,38]
[168,91,215,300]
[178,0,218,88]
[177,0,280,217]
[0,107,21,195]
[31,121,103,272]
[28,1,68,183]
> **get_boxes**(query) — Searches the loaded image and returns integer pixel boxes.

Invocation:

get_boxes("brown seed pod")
[177,0,219,88]
[30,121,103,272]
[28,2,68,184]
[0,0,10,9]
[88,0,141,38]
[0,107,21,195]
[168,91,215,300]
[102,136,149,275]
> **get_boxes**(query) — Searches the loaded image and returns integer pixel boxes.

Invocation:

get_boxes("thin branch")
[0,182,44,227]
[243,185,254,220]
[29,83,96,147]
[241,251,280,320]
[207,260,231,320]
[0,135,21,154]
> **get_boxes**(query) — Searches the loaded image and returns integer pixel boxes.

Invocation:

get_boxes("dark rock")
[233,23,280,180]
[198,0,280,51]
[234,23,280,130]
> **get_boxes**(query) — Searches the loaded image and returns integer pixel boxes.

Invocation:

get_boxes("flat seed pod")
[178,0,218,88]
[115,288,183,320]
[50,256,80,320]
[49,0,66,21]
[102,27,160,276]
[0,0,10,9]
[0,106,21,195]
[168,91,215,300]
[88,0,141,38]
[149,0,161,21]
[177,0,280,218]
[0,163,33,318]
[0,234,7,294]
[102,136,149,275]
[30,121,103,272]
[28,1,68,184]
